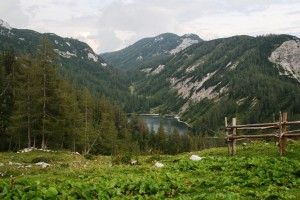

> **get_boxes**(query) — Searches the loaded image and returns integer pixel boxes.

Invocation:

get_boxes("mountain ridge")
[101,32,203,71]
[2,18,300,134]
[125,34,300,133]
[0,19,132,108]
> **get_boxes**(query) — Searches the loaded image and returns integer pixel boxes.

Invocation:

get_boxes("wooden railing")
[225,112,300,156]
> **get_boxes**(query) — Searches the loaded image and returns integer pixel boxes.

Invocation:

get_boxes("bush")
[31,157,51,163]
[111,154,132,165]
[84,154,96,160]
[146,155,161,163]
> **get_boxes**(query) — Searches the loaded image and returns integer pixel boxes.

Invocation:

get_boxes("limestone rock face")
[169,71,228,113]
[269,40,300,82]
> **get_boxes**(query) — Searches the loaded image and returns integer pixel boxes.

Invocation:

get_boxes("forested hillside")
[0,37,205,154]
[101,33,202,71]
[119,34,300,135]
[0,21,133,110]
[2,18,300,152]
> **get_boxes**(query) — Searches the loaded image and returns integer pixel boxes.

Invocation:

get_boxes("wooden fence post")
[223,112,300,156]
[278,112,282,155]
[280,112,288,156]
[232,118,237,156]
[225,117,231,156]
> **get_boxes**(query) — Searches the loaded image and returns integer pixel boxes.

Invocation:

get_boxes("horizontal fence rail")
[225,112,300,156]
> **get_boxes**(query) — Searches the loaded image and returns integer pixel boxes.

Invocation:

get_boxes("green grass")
[0,141,299,199]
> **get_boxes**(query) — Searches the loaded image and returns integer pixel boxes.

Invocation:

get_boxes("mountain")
[0,19,130,107]
[101,33,202,71]
[127,34,300,134]
[2,19,300,135]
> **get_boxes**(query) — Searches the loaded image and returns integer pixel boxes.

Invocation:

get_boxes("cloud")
[94,0,300,52]
[0,0,29,27]
[95,0,179,52]
[1,0,300,53]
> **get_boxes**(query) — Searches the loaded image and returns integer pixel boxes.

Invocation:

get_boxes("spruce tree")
[80,87,95,154]
[157,119,166,152]
[35,36,58,149]
[9,56,39,149]
[0,49,16,150]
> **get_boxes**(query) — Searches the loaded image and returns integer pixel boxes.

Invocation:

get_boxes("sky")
[1,0,300,54]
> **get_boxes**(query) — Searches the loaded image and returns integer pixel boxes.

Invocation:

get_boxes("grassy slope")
[0,141,299,199]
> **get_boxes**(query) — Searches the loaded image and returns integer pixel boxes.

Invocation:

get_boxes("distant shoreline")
[174,116,192,128]
[134,113,192,128]
[138,113,160,116]
[126,113,192,128]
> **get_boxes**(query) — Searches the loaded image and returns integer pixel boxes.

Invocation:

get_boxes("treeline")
[1,36,220,155]
[133,34,300,135]
[188,35,300,135]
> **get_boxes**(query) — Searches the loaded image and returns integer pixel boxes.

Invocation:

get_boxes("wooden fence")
[225,112,300,156]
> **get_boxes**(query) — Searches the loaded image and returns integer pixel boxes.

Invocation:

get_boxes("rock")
[269,40,300,82]
[153,161,164,168]
[130,160,138,165]
[35,162,50,168]
[8,161,22,166]
[190,155,204,161]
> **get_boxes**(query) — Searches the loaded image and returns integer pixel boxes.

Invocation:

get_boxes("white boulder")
[190,155,204,161]
[35,162,50,168]
[153,161,164,168]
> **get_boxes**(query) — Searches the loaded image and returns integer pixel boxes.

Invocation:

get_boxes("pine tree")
[35,36,58,149]
[49,79,82,150]
[180,131,191,152]
[62,82,82,152]
[92,99,118,155]
[166,128,181,154]
[9,56,39,149]
[147,122,158,150]
[157,119,166,152]
[80,87,95,154]
[0,48,16,150]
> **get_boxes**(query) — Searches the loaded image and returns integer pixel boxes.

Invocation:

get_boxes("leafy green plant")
[111,154,133,165]
[31,156,51,163]
[0,142,300,199]
[84,154,95,160]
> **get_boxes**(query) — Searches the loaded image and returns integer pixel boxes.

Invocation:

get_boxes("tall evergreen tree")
[35,36,58,149]
[8,56,39,148]
[60,82,82,152]
[0,48,16,151]
[80,87,95,154]
[156,120,166,152]
[166,128,181,154]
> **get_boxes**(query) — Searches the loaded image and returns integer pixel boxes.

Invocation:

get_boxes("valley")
[1,18,300,152]
[1,0,300,198]
[1,11,300,199]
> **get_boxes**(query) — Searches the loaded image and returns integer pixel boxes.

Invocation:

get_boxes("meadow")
[0,140,299,199]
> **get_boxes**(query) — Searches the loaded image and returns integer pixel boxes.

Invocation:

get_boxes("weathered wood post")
[232,118,237,156]
[225,117,231,156]
[280,112,288,156]
[278,112,282,155]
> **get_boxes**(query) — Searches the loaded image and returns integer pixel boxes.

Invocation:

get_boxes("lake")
[131,114,191,135]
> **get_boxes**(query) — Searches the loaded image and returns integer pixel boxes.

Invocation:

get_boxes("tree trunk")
[27,73,31,148]
[41,65,46,149]
[84,91,88,154]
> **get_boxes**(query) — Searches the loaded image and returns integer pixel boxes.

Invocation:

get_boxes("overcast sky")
[1,0,300,53]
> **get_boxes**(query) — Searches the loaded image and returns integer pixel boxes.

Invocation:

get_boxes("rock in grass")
[152,160,164,168]
[35,162,50,168]
[190,155,204,161]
